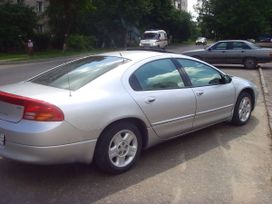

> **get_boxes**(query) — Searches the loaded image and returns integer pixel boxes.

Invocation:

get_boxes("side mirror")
[221,74,232,84]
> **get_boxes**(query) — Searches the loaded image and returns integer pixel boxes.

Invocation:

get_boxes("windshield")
[143,33,159,40]
[30,56,129,90]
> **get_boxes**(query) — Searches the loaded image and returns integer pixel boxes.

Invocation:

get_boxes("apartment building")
[172,0,188,11]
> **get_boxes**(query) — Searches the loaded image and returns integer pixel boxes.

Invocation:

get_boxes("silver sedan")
[0,51,258,173]
[183,40,272,69]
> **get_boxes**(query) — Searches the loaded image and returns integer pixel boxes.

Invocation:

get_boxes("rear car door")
[229,41,252,64]
[176,59,235,128]
[127,58,196,139]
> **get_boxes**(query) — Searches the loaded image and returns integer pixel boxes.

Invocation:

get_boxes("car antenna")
[67,74,72,97]
[119,52,125,63]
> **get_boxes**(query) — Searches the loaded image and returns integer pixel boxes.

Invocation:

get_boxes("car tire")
[94,122,142,174]
[231,92,252,125]
[243,58,257,69]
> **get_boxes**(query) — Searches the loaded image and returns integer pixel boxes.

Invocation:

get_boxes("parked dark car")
[182,40,272,69]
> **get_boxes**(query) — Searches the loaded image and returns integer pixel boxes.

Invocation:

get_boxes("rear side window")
[129,59,185,91]
[30,56,128,90]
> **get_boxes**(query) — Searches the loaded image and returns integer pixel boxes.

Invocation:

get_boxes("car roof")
[96,50,167,62]
[144,30,166,33]
[216,40,249,43]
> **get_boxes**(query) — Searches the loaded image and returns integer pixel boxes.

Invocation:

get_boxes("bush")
[66,34,96,51]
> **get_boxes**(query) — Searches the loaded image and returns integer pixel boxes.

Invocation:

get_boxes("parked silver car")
[183,40,272,69]
[0,50,258,173]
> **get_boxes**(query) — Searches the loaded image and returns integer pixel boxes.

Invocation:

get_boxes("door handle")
[145,97,156,104]
[196,91,204,96]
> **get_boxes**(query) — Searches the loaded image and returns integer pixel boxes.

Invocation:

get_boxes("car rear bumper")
[0,119,99,164]
[0,139,96,164]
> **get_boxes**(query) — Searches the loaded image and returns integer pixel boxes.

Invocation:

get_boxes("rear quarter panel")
[61,65,152,141]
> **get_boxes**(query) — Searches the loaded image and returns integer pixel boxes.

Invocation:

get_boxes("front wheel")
[231,92,252,125]
[94,122,142,174]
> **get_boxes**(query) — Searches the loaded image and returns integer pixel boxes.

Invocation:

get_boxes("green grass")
[0,48,117,63]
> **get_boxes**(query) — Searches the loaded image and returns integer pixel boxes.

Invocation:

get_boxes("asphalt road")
[0,45,271,204]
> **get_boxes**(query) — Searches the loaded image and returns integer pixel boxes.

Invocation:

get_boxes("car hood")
[182,49,206,54]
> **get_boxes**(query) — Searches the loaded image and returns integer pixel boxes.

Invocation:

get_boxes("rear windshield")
[30,56,129,90]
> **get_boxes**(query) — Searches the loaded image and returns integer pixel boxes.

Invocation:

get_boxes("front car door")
[205,42,231,64]
[127,58,196,139]
[176,58,236,128]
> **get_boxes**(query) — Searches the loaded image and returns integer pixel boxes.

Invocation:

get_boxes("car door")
[176,58,236,128]
[228,41,252,64]
[127,58,196,139]
[206,42,230,64]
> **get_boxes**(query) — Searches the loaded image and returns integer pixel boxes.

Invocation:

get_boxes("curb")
[258,67,272,137]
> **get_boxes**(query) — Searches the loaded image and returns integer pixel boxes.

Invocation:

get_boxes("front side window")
[212,42,228,50]
[31,56,129,90]
[130,59,185,91]
[177,59,223,87]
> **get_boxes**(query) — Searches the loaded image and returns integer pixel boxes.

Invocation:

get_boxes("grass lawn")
[0,49,113,63]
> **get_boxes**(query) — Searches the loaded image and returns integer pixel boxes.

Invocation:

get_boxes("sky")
[187,0,198,19]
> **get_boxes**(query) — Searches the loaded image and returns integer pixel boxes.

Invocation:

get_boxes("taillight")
[0,91,64,121]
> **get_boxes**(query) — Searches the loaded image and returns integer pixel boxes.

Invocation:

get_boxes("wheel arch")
[97,117,149,149]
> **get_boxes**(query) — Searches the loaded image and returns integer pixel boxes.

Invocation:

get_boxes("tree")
[47,0,94,48]
[85,0,152,47]
[0,2,37,52]
[141,0,194,42]
[198,0,272,40]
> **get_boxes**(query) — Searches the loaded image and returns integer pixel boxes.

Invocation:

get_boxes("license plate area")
[0,133,5,147]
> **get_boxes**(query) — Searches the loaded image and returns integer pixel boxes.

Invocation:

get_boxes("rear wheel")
[243,58,257,69]
[94,122,142,174]
[231,92,252,125]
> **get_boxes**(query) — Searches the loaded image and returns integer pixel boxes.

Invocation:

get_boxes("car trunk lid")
[0,82,69,123]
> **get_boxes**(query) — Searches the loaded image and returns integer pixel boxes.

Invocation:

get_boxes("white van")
[139,30,168,48]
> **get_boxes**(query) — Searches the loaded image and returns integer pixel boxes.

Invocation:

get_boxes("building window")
[36,1,44,13]
[178,3,181,9]
[37,24,44,33]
